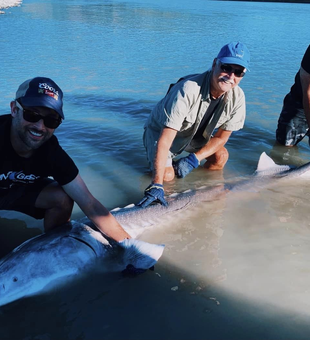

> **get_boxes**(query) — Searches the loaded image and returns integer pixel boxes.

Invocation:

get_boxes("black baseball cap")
[15,77,64,119]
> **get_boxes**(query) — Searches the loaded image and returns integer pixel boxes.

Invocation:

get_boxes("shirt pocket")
[179,106,199,131]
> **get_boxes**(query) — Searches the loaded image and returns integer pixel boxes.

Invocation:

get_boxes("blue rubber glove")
[173,153,199,178]
[137,183,168,208]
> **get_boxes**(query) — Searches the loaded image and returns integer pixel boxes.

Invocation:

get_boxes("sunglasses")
[15,101,62,129]
[220,63,246,78]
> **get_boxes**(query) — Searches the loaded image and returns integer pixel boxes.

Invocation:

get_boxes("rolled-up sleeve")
[161,83,197,131]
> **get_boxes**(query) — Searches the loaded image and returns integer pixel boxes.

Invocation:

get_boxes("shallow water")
[1,0,310,339]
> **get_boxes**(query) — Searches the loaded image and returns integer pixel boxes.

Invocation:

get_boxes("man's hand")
[137,183,168,208]
[173,153,199,178]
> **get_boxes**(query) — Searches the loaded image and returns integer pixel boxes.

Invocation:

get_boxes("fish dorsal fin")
[256,152,290,175]
[256,152,277,172]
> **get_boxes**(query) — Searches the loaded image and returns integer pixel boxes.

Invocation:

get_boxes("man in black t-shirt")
[0,77,131,242]
[276,45,310,146]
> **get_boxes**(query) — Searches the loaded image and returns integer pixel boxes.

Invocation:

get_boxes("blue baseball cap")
[15,77,64,119]
[217,42,250,71]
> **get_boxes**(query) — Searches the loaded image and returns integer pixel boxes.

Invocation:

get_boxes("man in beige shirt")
[138,42,250,208]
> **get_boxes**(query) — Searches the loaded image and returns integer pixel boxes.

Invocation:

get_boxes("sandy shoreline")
[0,0,22,11]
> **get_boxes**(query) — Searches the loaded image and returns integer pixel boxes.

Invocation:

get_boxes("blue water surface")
[1,1,310,339]
[1,0,309,186]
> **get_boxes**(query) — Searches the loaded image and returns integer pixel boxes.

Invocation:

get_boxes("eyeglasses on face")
[15,101,62,129]
[220,63,246,78]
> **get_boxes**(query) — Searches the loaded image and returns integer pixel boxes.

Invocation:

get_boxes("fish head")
[0,223,97,307]
[0,252,42,307]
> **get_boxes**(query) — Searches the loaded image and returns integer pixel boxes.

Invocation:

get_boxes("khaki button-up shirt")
[144,70,246,154]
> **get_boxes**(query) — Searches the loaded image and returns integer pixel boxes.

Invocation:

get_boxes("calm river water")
[0,0,310,339]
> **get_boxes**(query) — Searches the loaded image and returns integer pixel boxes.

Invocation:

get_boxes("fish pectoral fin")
[119,239,165,270]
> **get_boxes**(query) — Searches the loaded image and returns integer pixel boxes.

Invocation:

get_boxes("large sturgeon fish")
[0,152,310,307]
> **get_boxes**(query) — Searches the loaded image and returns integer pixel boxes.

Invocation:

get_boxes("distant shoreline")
[219,0,310,2]
[0,0,22,13]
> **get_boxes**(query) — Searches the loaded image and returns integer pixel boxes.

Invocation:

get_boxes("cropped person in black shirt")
[0,77,131,241]
[276,44,310,146]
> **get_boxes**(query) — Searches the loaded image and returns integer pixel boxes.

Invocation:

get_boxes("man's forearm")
[300,67,310,129]
[303,92,310,130]
[87,200,132,241]
[194,137,225,162]
[152,146,169,184]
[152,127,177,184]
